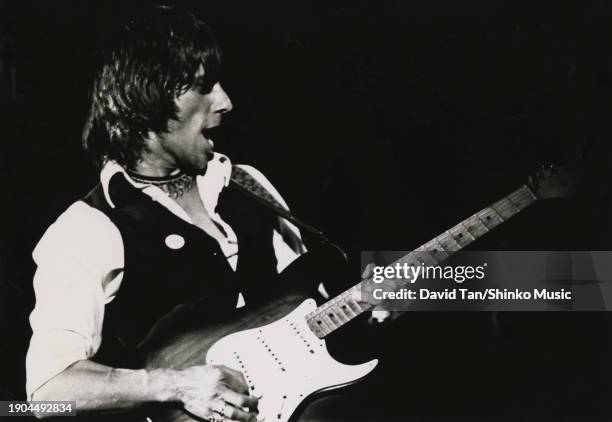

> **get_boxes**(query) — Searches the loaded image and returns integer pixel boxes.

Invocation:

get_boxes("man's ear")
[138,130,165,161]
[143,130,163,148]
[145,130,159,143]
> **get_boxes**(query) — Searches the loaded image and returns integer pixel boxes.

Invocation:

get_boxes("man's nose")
[212,83,233,114]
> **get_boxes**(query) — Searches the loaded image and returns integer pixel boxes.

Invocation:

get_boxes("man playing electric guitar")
[25,6,353,421]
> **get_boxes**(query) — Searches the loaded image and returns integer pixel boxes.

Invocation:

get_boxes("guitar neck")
[305,184,538,338]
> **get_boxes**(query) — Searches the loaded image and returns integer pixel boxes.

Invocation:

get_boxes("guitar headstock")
[527,164,580,199]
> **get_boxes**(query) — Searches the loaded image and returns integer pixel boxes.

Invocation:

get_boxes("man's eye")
[196,80,215,94]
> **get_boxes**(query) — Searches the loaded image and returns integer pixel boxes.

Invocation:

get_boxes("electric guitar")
[144,165,577,422]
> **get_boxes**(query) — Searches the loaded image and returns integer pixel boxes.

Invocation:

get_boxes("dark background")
[2,0,612,420]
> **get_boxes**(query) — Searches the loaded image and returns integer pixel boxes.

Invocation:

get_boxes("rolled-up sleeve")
[26,201,124,399]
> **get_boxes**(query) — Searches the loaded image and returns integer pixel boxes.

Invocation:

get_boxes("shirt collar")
[99,152,233,210]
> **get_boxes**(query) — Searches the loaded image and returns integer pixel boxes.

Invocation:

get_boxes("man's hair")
[82,5,222,168]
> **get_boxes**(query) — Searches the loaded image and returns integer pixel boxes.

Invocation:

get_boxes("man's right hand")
[168,365,259,422]
[30,359,259,420]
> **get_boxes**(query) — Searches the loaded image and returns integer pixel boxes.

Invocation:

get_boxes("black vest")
[82,172,281,368]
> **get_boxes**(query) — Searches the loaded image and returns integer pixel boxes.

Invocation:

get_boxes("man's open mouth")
[202,126,224,148]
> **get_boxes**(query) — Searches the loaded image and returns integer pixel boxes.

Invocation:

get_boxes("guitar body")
[144,291,377,422]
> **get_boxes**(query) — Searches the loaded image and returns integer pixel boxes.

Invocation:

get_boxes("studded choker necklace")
[126,170,196,199]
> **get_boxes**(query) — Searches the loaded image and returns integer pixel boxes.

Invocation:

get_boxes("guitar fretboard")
[305,184,538,338]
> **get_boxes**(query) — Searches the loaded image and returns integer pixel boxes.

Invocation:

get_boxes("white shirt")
[25,153,305,399]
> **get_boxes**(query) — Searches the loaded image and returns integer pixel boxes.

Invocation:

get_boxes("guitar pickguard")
[206,299,378,422]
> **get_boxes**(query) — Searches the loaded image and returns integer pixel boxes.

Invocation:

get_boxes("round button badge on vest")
[165,234,185,250]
